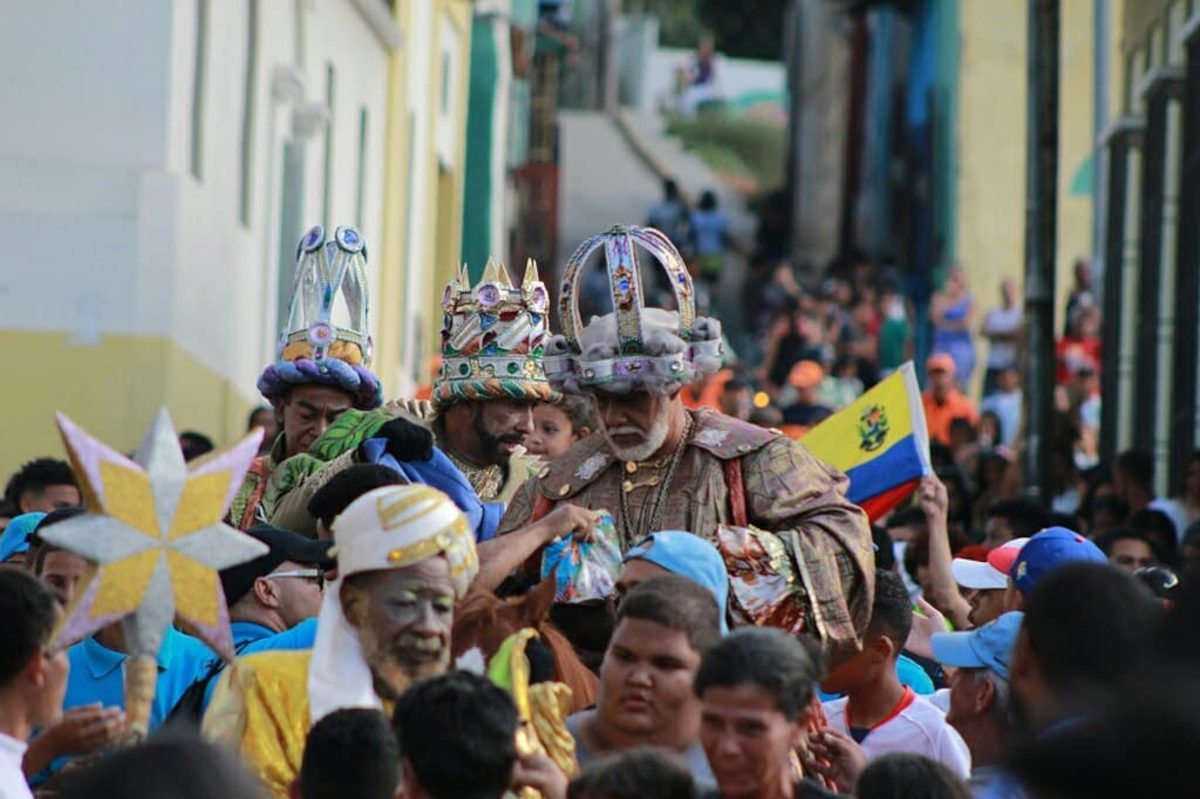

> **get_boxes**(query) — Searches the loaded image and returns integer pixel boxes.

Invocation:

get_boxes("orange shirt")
[922,389,979,444]
[681,369,734,410]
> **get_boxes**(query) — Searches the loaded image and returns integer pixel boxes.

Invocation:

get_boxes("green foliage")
[637,0,707,48]
[665,111,788,192]
[636,0,787,60]
[698,0,788,61]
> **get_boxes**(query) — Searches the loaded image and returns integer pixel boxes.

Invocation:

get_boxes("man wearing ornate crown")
[204,484,478,797]
[230,226,385,529]
[231,225,433,531]
[265,257,581,543]
[475,226,876,662]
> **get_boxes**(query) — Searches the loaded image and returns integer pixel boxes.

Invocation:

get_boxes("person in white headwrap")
[202,484,477,798]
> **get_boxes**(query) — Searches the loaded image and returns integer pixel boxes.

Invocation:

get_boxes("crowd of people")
[0,222,1197,799]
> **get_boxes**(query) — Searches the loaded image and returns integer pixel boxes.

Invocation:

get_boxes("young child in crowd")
[819,570,971,779]
[525,395,597,459]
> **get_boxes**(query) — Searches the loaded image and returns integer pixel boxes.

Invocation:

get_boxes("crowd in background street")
[1,194,1198,799]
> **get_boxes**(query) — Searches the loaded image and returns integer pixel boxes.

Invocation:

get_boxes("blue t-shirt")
[35,627,215,782]
[690,209,728,256]
[196,619,318,711]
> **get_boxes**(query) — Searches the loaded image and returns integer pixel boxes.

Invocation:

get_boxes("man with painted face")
[203,484,478,798]
[481,226,874,664]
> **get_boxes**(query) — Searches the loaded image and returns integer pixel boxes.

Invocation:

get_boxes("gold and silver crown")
[258,225,382,409]
[544,225,724,395]
[433,257,555,409]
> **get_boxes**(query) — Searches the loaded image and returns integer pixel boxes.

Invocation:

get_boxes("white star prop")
[40,409,267,731]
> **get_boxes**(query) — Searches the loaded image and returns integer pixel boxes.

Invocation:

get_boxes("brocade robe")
[497,408,875,660]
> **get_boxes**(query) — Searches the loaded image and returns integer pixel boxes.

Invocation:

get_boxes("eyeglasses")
[264,569,324,589]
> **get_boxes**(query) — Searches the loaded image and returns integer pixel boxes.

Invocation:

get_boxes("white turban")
[308,484,477,722]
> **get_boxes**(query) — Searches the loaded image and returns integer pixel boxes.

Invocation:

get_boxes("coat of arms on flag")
[802,362,932,521]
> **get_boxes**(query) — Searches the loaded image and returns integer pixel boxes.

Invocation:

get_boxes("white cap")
[951,558,1008,590]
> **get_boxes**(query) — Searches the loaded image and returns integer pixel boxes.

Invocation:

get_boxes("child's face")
[525,404,578,459]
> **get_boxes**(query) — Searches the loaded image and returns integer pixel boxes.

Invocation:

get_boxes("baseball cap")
[952,538,1029,591]
[926,353,956,374]
[787,360,825,389]
[1009,526,1106,596]
[986,537,1031,578]
[625,530,729,634]
[931,610,1024,681]
[220,525,333,605]
[0,512,47,561]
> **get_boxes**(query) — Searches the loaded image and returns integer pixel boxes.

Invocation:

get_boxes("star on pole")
[42,409,268,663]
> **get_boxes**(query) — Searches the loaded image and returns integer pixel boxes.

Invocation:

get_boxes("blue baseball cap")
[0,512,47,562]
[1010,526,1106,596]
[624,530,729,634]
[931,611,1024,681]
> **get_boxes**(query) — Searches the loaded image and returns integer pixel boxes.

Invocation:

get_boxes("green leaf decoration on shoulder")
[307,408,391,461]
[262,454,326,517]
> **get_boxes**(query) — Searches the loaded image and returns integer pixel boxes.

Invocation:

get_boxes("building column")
[1098,117,1145,464]
[1170,17,1200,488]
[1133,67,1184,493]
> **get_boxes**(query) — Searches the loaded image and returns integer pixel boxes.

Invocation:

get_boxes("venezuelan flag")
[801,362,932,521]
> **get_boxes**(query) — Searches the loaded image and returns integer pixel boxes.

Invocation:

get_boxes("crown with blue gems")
[433,257,556,409]
[257,225,383,410]
[543,225,724,396]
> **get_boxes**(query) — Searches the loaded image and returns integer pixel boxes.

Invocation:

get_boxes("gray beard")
[601,414,671,462]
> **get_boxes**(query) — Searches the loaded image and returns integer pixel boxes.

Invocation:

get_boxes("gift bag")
[716,524,813,635]
[541,512,622,603]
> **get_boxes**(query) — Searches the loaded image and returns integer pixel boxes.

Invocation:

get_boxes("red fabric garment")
[1055,336,1101,384]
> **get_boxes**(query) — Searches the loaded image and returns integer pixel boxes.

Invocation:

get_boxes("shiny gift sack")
[541,512,621,603]
[717,524,813,635]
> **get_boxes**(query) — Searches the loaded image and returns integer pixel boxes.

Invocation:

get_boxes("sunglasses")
[263,568,325,589]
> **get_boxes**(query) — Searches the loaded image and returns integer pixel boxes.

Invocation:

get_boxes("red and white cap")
[952,537,1030,590]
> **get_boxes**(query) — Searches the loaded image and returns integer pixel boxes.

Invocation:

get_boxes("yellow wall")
[375,0,472,399]
[1,332,257,479]
[955,1,1028,396]
[376,26,414,397]
[425,3,473,380]
[954,0,1116,397]
[1055,0,1097,324]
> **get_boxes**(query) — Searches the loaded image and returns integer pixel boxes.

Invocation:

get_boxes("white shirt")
[983,306,1022,369]
[0,733,33,799]
[823,690,972,779]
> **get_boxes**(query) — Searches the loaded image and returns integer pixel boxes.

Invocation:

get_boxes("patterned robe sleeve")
[740,436,875,663]
[497,477,540,536]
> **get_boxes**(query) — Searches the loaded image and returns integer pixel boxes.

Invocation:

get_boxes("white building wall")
[0,0,393,405]
[401,0,436,390]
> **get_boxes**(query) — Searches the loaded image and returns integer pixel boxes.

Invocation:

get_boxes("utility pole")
[1022,0,1060,504]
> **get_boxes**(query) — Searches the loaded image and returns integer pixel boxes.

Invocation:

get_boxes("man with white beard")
[476,225,874,662]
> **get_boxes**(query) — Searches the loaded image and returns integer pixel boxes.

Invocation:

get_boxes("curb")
[610,108,754,259]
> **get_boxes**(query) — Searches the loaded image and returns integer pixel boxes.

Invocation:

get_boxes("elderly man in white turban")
[203,484,477,797]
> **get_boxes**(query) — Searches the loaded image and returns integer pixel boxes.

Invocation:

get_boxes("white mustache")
[610,426,644,437]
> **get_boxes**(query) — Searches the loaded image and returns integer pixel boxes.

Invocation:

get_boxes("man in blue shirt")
[34,622,214,783]
[219,525,330,650]
[191,525,331,710]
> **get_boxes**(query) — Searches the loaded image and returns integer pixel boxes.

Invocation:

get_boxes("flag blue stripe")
[843,434,927,505]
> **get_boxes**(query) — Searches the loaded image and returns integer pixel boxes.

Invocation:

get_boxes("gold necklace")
[445,449,504,501]
[617,414,694,549]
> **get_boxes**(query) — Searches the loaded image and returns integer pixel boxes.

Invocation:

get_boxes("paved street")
[558,109,752,354]
[558,110,663,253]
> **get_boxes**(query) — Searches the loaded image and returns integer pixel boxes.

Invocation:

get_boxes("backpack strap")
[725,456,748,528]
